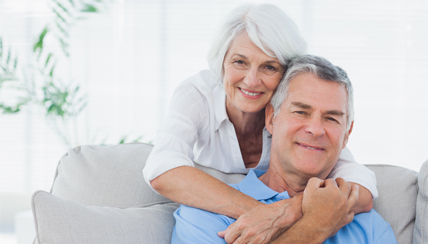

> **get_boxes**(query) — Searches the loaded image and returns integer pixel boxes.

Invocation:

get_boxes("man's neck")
[258,165,309,198]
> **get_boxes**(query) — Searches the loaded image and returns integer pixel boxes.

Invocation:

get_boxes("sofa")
[31,142,427,244]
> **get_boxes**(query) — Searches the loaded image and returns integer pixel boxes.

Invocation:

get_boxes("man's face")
[266,72,353,180]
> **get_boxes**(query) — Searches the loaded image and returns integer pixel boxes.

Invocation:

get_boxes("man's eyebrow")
[326,110,345,117]
[291,102,312,109]
[291,102,345,116]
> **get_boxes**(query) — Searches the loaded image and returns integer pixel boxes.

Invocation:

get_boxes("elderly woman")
[144,3,377,243]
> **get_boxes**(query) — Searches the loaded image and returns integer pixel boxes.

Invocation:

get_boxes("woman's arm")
[219,178,359,244]
[151,166,261,218]
[330,147,377,214]
[159,166,308,244]
[350,183,373,214]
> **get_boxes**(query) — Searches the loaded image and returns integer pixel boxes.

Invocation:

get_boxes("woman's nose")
[243,67,261,88]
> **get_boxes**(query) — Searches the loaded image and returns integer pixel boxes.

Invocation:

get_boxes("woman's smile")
[223,32,284,115]
[239,88,263,98]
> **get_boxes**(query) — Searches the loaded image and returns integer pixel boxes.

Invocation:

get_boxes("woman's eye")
[234,60,245,65]
[266,65,276,71]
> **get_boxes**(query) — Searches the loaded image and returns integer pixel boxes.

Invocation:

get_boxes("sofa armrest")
[413,159,428,244]
[367,164,418,244]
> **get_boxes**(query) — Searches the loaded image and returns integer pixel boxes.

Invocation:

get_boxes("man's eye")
[327,117,339,123]
[295,111,306,115]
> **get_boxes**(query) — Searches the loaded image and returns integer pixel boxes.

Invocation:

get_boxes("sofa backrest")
[32,142,427,244]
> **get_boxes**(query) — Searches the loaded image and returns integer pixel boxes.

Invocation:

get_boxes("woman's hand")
[270,177,360,244]
[300,177,359,239]
[350,182,373,214]
[218,194,303,244]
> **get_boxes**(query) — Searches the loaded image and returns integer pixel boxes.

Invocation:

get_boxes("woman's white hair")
[270,55,355,130]
[207,3,307,81]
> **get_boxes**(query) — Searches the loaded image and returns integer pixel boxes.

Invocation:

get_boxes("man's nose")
[305,117,325,138]
[243,67,261,88]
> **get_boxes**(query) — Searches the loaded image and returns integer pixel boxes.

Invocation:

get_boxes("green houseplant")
[0,0,142,147]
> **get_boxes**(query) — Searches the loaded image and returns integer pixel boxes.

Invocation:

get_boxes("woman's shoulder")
[170,69,224,113]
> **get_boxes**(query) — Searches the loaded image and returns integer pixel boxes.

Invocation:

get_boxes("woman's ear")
[265,102,275,135]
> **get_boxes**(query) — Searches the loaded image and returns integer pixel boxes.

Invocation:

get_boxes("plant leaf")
[33,27,49,53]
[6,47,11,64]
[81,4,98,12]
[52,8,67,24]
[49,63,56,77]
[54,0,70,16]
[45,53,53,67]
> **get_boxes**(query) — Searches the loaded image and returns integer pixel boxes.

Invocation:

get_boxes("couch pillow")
[32,191,178,244]
[50,142,245,208]
[368,164,418,244]
[50,142,169,208]
[413,159,428,244]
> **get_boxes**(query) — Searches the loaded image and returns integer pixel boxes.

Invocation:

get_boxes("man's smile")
[295,142,325,151]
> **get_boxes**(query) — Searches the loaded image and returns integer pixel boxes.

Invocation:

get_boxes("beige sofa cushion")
[50,142,245,208]
[32,142,423,244]
[32,191,178,244]
[50,142,170,207]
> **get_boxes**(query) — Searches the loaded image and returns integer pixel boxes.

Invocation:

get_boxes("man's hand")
[301,177,359,239]
[218,194,303,244]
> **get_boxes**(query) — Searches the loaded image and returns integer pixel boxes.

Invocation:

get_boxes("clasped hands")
[217,177,359,244]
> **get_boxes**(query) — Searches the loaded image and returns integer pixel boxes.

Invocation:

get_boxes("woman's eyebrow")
[232,54,248,59]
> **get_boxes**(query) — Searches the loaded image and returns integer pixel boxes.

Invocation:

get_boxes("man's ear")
[265,102,275,135]
[342,121,354,149]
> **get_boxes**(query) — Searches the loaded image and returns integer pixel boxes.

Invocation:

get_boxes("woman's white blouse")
[143,70,378,198]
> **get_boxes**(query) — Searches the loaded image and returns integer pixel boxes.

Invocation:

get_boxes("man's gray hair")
[207,3,307,81]
[270,55,355,130]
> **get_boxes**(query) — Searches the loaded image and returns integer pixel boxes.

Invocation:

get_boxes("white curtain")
[1,0,427,194]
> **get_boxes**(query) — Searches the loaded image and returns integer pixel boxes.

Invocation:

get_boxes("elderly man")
[171,55,397,244]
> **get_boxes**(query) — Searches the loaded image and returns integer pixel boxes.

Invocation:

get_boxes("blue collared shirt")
[171,169,397,244]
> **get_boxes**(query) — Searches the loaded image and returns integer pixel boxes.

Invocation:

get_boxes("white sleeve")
[142,81,208,191]
[328,147,379,199]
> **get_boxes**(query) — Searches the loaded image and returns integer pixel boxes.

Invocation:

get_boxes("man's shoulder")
[172,204,235,244]
[174,204,235,229]
[325,209,397,244]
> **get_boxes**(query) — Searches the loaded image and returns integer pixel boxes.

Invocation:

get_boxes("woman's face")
[223,32,285,116]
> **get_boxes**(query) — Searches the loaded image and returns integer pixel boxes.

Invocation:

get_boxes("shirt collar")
[237,169,289,201]
[213,84,228,131]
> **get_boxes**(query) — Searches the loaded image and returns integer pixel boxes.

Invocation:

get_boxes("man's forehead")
[284,73,348,112]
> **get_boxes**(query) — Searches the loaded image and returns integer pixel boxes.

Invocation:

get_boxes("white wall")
[0,2,427,239]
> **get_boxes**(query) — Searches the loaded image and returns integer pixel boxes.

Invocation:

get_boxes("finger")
[217,229,227,238]
[347,184,359,208]
[305,177,324,194]
[336,177,351,196]
[323,178,338,188]
[344,210,355,226]
[231,235,244,244]
[223,223,241,244]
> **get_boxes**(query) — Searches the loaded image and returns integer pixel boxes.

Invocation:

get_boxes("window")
[1,0,427,195]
